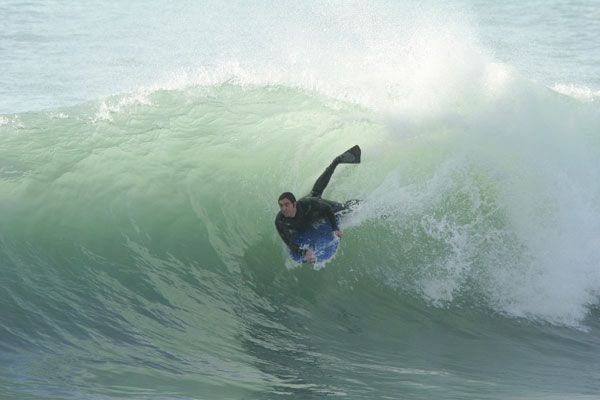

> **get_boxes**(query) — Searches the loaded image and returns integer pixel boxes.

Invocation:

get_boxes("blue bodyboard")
[289,217,340,263]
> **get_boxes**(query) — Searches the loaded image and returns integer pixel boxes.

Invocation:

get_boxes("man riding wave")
[275,145,361,263]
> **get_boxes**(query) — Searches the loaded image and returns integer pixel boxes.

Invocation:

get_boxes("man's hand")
[305,250,316,264]
[334,230,342,239]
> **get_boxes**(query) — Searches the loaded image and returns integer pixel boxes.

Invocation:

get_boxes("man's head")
[278,192,297,218]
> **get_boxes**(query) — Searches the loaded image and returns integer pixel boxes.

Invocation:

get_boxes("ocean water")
[1,1,600,399]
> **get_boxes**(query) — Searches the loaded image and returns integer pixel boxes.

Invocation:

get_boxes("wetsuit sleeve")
[325,207,339,231]
[311,199,339,231]
[275,217,306,256]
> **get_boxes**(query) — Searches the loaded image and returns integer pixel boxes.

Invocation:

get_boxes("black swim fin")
[337,145,361,164]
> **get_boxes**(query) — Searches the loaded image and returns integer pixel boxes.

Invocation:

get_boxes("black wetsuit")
[275,198,341,256]
[275,159,349,256]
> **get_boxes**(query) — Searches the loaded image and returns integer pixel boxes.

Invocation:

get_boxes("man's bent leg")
[309,159,340,198]
[316,198,346,213]
[311,198,361,214]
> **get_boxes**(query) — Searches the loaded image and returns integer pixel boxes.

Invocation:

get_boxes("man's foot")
[336,199,361,216]
[336,145,361,164]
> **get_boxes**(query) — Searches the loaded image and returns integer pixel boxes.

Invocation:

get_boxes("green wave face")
[2,82,600,399]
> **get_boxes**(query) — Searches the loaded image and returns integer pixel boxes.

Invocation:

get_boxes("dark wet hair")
[278,192,296,203]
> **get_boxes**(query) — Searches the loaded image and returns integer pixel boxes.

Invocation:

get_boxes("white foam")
[93,91,153,122]
[104,1,493,117]
[552,84,600,102]
[347,72,600,326]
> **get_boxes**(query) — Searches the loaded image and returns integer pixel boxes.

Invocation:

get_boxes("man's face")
[279,198,297,218]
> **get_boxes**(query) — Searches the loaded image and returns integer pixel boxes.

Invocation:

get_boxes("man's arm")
[275,217,306,256]
[310,199,339,231]
[311,199,342,239]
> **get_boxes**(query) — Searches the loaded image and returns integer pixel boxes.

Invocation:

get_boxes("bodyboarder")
[275,145,361,263]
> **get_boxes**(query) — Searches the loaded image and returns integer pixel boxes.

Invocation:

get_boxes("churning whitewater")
[2,1,600,399]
